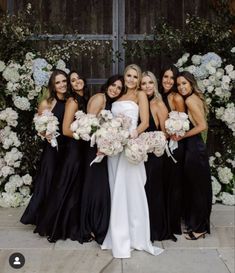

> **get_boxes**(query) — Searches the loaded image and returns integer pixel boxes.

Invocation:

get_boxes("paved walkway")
[0,204,234,273]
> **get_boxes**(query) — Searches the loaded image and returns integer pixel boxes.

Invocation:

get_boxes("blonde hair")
[124,64,142,90]
[141,71,162,100]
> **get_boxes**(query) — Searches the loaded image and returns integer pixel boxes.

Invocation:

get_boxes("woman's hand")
[45,133,53,143]
[171,134,183,141]
[96,150,105,156]
[130,129,138,139]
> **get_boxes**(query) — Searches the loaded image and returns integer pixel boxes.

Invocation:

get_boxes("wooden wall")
[10,0,216,84]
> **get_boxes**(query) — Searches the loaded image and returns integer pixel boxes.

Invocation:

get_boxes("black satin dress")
[20,97,66,225]
[162,91,184,236]
[34,95,87,241]
[79,94,111,244]
[144,101,168,241]
[183,95,212,234]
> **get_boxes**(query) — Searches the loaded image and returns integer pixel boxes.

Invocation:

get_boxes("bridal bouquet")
[124,137,148,164]
[124,131,167,164]
[165,111,190,153]
[90,110,131,165]
[139,131,167,157]
[33,109,60,148]
[70,110,100,141]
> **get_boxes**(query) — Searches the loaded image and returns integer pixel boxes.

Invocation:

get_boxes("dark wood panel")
[0,0,7,12]
[34,40,113,79]
[13,0,113,34]
[125,0,215,34]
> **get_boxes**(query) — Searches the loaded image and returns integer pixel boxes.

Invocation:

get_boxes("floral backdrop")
[0,4,234,207]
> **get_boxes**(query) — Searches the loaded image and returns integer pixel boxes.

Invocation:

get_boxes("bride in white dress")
[101,64,164,258]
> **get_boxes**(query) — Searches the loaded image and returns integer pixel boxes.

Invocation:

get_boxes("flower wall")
[0,6,234,207]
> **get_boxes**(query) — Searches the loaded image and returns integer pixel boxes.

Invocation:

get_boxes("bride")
[101,64,164,258]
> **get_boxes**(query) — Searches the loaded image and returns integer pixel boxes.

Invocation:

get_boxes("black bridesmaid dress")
[33,94,87,241]
[78,94,111,244]
[183,95,212,234]
[144,100,168,241]
[20,97,66,225]
[162,91,184,237]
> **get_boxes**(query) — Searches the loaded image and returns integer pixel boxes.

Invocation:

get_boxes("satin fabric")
[101,101,164,258]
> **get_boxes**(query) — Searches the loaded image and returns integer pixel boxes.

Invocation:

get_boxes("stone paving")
[0,204,234,273]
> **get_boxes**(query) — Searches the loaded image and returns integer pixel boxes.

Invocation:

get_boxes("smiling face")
[141,75,155,97]
[124,68,138,90]
[107,79,123,98]
[162,69,174,93]
[54,74,67,95]
[177,76,192,96]
[70,72,84,91]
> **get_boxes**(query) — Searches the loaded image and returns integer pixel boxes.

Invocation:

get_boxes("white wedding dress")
[101,100,164,258]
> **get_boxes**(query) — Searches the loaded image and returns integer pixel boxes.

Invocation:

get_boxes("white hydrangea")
[9,174,24,187]
[0,108,18,127]
[2,63,21,83]
[211,176,222,195]
[13,96,30,111]
[225,64,234,74]
[1,192,24,207]
[0,60,6,72]
[19,185,31,196]
[216,103,235,135]
[217,166,233,184]
[229,70,235,80]
[4,148,23,167]
[0,166,14,178]
[209,156,216,167]
[231,47,235,53]
[22,174,32,185]
[0,127,21,149]
[220,192,235,206]
[4,181,17,194]
[191,55,201,65]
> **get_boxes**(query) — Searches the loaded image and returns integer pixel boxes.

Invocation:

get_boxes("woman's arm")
[176,96,207,140]
[62,98,78,138]
[135,91,149,136]
[155,100,168,133]
[87,93,104,115]
[173,93,185,112]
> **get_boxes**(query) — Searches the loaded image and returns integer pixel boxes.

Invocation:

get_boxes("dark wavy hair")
[177,71,208,115]
[68,70,89,112]
[158,64,179,95]
[101,74,125,100]
[47,69,69,102]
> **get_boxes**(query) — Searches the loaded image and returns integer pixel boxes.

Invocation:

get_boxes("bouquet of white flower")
[139,131,167,157]
[165,111,190,153]
[70,110,100,141]
[90,110,131,165]
[33,109,60,148]
[124,137,148,164]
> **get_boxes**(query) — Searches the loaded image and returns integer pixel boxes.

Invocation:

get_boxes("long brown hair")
[178,71,208,115]
[47,69,69,102]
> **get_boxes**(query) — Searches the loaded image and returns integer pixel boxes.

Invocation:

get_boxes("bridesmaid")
[79,74,125,244]
[159,64,185,241]
[20,69,68,226]
[176,71,212,240]
[141,71,168,241]
[34,71,88,241]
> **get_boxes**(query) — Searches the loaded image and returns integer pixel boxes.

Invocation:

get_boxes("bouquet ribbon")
[90,154,105,166]
[168,139,178,153]
[165,143,177,163]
